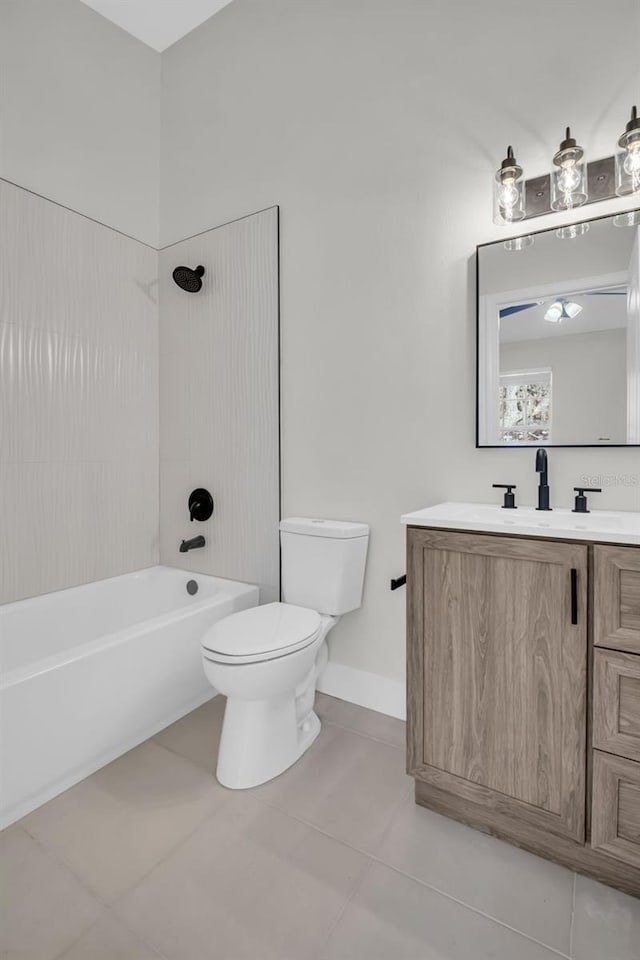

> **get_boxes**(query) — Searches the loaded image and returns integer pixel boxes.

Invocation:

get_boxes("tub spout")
[180,535,205,553]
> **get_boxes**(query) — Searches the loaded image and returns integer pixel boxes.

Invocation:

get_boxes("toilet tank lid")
[280,517,369,539]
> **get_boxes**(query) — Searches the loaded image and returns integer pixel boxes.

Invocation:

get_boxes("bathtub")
[0,566,258,828]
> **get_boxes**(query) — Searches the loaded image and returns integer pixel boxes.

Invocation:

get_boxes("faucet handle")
[493,484,517,509]
[572,487,602,514]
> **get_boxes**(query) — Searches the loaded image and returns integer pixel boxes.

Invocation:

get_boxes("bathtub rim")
[1,566,259,690]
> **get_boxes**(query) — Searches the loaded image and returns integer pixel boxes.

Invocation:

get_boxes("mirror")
[476,210,640,447]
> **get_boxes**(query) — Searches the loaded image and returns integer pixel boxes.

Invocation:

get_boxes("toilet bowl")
[202,603,335,788]
[201,517,369,789]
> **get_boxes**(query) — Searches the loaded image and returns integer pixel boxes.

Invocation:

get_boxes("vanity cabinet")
[407,528,587,842]
[406,525,640,899]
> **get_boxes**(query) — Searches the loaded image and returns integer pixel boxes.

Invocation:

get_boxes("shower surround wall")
[158,208,280,603]
[0,180,159,604]
[1,183,280,606]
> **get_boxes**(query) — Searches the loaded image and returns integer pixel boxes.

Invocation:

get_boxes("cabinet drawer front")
[594,650,640,762]
[592,751,640,870]
[594,545,640,654]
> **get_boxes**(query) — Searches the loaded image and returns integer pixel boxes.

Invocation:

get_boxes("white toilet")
[201,517,369,789]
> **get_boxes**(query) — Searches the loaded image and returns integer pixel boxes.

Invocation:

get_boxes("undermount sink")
[401,502,640,545]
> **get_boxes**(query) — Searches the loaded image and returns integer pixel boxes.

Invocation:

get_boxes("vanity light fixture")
[551,127,588,211]
[544,299,583,323]
[493,146,526,225]
[494,107,640,223]
[615,105,640,196]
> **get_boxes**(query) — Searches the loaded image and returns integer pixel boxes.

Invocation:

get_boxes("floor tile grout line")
[15,709,572,960]
[149,731,221,773]
[113,908,173,960]
[249,797,572,959]
[106,795,232,913]
[49,911,103,960]
[19,777,228,913]
[569,871,577,958]
[311,858,378,960]
[49,908,170,960]
[316,715,406,751]
[152,708,404,780]
[151,712,573,957]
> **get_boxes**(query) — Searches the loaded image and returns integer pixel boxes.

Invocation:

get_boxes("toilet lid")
[202,602,322,662]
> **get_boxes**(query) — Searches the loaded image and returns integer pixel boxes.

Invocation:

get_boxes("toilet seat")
[202,602,322,665]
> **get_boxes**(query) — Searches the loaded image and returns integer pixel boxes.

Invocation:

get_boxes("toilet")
[201,517,369,789]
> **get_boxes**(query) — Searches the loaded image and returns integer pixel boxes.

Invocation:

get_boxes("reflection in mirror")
[477,211,640,446]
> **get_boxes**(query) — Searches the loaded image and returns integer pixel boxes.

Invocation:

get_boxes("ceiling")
[500,290,628,343]
[80,0,235,52]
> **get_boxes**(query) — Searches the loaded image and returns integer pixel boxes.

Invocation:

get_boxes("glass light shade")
[503,235,534,251]
[556,221,590,240]
[493,146,526,225]
[544,299,582,323]
[544,302,563,322]
[615,106,640,197]
[551,128,588,211]
[613,210,640,227]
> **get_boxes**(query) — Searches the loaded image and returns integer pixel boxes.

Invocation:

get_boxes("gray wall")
[160,0,640,684]
[158,208,280,601]
[0,0,160,246]
[500,329,627,445]
[0,180,159,603]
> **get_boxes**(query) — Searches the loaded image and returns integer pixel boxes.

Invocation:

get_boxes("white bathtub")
[0,566,258,828]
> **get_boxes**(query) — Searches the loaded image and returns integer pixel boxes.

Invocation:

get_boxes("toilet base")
[216,697,321,789]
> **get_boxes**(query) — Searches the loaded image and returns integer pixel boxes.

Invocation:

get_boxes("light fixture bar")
[523,156,616,220]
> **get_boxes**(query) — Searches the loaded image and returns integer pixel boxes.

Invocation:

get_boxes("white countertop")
[401,502,640,546]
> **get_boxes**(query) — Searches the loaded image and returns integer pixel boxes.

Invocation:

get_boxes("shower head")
[172,264,205,293]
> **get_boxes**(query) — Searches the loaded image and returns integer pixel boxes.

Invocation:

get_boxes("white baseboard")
[317,661,406,721]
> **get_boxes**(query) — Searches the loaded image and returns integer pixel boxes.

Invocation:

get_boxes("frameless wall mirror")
[477,210,640,447]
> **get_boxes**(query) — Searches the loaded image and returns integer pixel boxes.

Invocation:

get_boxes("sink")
[401,502,640,545]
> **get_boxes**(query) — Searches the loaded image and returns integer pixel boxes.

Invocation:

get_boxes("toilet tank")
[280,518,369,615]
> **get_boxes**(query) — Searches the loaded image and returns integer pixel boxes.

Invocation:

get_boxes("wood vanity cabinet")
[406,526,640,899]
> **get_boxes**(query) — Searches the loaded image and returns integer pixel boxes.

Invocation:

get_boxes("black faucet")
[180,535,205,553]
[535,449,551,511]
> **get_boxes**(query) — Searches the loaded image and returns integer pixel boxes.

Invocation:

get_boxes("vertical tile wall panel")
[0,180,159,603]
[158,208,279,602]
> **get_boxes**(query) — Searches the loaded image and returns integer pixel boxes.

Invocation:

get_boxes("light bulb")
[623,145,640,175]
[615,106,640,197]
[551,127,587,210]
[493,146,525,224]
[498,181,520,210]
[557,162,581,194]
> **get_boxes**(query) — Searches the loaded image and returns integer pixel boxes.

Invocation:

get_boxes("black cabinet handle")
[390,574,407,591]
[570,568,578,625]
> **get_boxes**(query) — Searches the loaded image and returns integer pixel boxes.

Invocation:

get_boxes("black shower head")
[172,265,205,293]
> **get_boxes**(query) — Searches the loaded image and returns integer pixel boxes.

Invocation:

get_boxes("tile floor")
[2,693,639,960]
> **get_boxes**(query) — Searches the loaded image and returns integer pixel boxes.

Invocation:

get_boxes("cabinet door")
[592,751,640,870]
[593,649,640,761]
[594,545,640,654]
[407,528,588,842]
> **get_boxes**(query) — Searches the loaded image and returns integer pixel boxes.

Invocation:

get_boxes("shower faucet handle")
[188,488,214,522]
[492,484,517,509]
